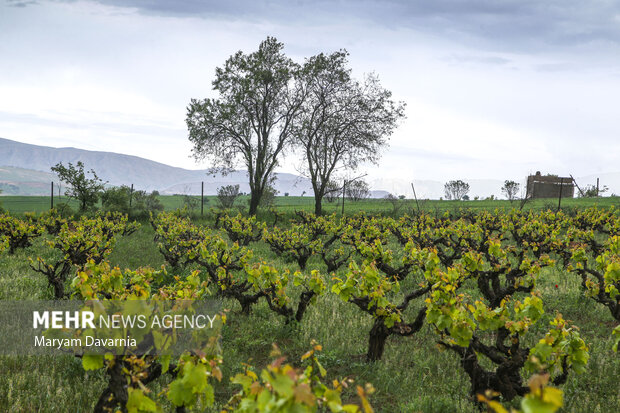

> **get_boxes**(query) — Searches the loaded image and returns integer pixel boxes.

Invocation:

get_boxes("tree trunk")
[295,291,315,322]
[94,357,128,413]
[240,299,253,315]
[51,278,65,299]
[366,319,390,361]
[297,255,309,270]
[314,194,323,215]
[248,190,261,216]
[449,343,528,403]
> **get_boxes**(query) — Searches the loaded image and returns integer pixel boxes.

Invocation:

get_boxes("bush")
[102,186,163,219]
[579,184,608,197]
[101,186,131,214]
[384,193,404,214]
[259,184,279,208]
[131,190,164,219]
[217,184,240,209]
[346,179,370,201]
[183,194,200,211]
[325,180,342,203]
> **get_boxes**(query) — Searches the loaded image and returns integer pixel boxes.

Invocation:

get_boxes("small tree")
[259,184,279,208]
[101,185,131,214]
[346,180,370,202]
[51,161,105,212]
[501,180,520,203]
[444,180,470,200]
[324,180,342,203]
[384,193,404,214]
[183,194,199,211]
[217,184,240,209]
[132,190,164,219]
[580,184,609,197]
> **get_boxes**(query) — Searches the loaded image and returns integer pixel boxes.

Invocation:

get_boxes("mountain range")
[0,137,618,198]
[0,138,314,196]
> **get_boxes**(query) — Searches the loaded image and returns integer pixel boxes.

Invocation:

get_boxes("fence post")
[201,181,204,216]
[557,177,564,211]
[570,174,585,197]
[129,184,134,207]
[341,180,346,215]
[51,182,54,210]
[411,182,420,213]
[596,178,600,197]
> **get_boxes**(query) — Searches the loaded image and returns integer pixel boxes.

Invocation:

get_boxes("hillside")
[1,138,618,198]
[0,138,313,196]
[0,166,56,195]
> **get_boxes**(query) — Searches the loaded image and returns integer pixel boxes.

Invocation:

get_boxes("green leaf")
[521,396,559,413]
[270,374,295,398]
[126,388,159,413]
[82,354,104,371]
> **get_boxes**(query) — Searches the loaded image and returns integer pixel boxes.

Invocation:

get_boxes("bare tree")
[444,180,470,200]
[217,184,240,209]
[294,51,405,215]
[501,180,520,203]
[186,37,305,215]
[346,179,370,201]
[324,180,342,203]
[579,184,608,197]
[384,193,404,214]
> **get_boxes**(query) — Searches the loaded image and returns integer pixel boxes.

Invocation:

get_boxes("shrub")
[217,184,240,209]
[101,186,131,214]
[346,180,370,201]
[131,190,164,219]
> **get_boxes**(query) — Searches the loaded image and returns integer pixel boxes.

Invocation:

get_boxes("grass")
[0,202,619,412]
[1,194,619,216]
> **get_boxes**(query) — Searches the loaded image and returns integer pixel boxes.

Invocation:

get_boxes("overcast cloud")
[1,0,619,188]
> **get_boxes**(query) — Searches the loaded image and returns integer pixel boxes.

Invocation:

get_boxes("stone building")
[526,171,574,199]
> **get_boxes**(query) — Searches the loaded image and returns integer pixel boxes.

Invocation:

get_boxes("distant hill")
[0,166,56,195]
[0,138,315,196]
[1,138,618,198]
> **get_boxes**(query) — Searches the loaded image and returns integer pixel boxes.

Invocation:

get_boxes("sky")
[1,0,620,187]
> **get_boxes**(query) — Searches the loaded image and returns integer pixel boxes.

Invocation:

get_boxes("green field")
[0,199,619,412]
[1,194,619,215]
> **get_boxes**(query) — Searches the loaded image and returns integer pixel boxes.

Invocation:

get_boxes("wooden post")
[129,184,134,207]
[596,178,600,197]
[51,182,54,209]
[201,181,204,216]
[570,175,585,197]
[557,178,564,211]
[410,182,420,213]
[341,180,346,215]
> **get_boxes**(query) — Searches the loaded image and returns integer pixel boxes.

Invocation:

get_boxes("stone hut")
[526,171,574,199]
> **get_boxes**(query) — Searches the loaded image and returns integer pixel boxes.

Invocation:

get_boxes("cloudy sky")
[1,0,619,186]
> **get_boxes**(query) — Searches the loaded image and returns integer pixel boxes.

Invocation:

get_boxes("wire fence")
[1,192,618,216]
